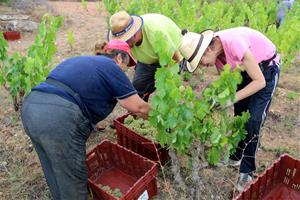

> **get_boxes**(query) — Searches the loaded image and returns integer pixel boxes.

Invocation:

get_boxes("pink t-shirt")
[215,27,280,70]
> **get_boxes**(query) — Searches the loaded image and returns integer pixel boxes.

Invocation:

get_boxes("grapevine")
[0,14,63,111]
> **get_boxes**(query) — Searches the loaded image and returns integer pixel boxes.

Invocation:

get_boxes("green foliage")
[266,2,300,68]
[67,29,75,50]
[4,53,27,97]
[81,0,88,11]
[0,0,10,4]
[0,33,8,85]
[274,147,294,156]
[287,91,299,100]
[0,15,63,111]
[182,71,192,82]
[148,33,250,165]
[124,115,157,140]
[0,33,8,61]
[102,0,298,164]
[283,116,295,130]
[189,78,197,89]
[103,0,300,68]
[102,0,123,15]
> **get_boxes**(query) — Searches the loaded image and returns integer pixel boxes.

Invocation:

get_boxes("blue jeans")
[230,61,280,174]
[21,91,92,200]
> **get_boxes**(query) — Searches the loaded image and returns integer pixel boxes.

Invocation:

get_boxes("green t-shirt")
[131,14,182,65]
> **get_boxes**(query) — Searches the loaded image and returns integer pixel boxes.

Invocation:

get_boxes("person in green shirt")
[108,11,183,101]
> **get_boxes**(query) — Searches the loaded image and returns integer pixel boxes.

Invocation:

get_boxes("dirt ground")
[0,1,299,200]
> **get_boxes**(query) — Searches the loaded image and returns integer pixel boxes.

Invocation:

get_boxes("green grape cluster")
[100,185,123,198]
[124,115,158,140]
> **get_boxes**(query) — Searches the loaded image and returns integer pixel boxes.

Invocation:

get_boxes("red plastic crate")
[3,31,21,41]
[86,140,158,200]
[234,154,300,200]
[114,114,170,165]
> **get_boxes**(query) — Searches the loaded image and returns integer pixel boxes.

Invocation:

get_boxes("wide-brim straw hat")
[108,11,143,42]
[179,30,214,72]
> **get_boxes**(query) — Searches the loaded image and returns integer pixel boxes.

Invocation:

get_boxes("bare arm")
[118,94,151,119]
[235,49,266,102]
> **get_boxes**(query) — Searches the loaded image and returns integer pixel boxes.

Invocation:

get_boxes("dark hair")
[99,50,129,63]
[99,49,128,61]
[181,29,188,35]
[208,36,218,48]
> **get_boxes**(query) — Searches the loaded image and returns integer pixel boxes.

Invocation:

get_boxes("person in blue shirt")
[277,0,295,28]
[21,40,150,200]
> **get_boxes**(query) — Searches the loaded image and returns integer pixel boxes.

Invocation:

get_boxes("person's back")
[131,13,182,64]
[49,56,121,100]
[214,27,278,69]
[108,11,184,101]
[34,55,135,125]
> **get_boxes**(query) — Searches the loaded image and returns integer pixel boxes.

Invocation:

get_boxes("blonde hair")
[94,41,107,55]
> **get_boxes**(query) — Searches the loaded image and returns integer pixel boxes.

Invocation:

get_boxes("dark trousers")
[132,61,160,101]
[21,91,92,200]
[230,61,280,174]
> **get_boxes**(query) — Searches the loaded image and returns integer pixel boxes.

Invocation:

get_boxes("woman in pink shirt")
[179,27,280,192]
